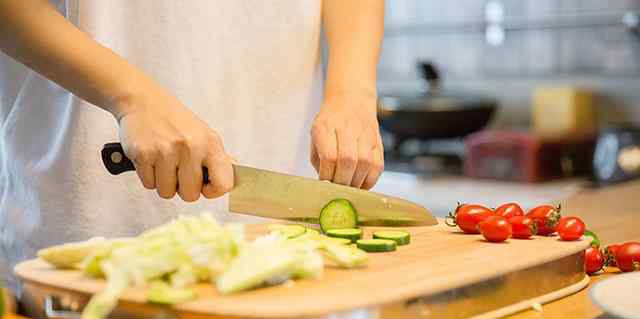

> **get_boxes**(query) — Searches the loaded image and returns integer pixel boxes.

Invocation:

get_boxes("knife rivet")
[111,151,123,164]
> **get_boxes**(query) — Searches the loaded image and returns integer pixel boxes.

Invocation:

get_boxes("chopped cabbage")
[36,214,369,319]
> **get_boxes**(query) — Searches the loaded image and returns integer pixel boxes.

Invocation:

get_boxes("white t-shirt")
[0,0,322,292]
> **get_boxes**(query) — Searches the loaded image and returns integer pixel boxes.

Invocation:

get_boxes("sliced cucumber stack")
[372,230,411,245]
[267,224,306,238]
[319,199,358,232]
[325,228,363,243]
[356,239,397,252]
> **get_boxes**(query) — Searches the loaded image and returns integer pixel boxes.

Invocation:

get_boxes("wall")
[378,0,640,128]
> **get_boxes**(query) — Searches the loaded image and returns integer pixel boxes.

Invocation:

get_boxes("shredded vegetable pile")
[37,213,368,319]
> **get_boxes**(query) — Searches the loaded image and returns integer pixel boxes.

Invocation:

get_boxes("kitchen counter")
[374,172,585,217]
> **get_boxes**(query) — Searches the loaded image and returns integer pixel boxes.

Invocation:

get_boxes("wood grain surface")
[506,180,640,319]
[15,222,588,318]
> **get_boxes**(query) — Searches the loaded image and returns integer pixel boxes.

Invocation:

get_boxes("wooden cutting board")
[15,221,590,319]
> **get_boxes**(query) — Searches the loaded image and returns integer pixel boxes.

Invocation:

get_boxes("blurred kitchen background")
[372,0,640,215]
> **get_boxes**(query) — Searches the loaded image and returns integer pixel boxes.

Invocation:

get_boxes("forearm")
[0,0,153,118]
[322,0,384,99]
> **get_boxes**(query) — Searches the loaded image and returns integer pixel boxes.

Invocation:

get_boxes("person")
[0,0,384,295]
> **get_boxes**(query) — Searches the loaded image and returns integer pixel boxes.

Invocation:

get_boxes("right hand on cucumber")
[115,83,234,202]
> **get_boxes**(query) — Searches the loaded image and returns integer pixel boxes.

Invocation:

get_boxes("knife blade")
[101,143,438,226]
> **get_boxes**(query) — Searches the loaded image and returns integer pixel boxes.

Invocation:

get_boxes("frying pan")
[378,62,497,143]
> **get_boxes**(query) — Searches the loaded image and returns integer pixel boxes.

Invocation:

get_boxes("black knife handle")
[101,142,210,183]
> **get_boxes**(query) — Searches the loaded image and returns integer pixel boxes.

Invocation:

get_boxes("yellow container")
[532,86,595,136]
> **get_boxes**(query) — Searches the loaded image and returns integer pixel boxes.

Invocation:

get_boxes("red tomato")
[525,205,562,235]
[495,202,525,219]
[507,215,537,239]
[556,216,586,241]
[605,244,621,267]
[445,204,495,234]
[615,242,640,272]
[478,216,512,242]
[585,247,605,275]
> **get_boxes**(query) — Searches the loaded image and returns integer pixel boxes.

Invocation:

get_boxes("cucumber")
[304,228,320,236]
[373,230,411,245]
[319,199,358,232]
[356,239,397,252]
[316,235,352,246]
[326,228,363,243]
[267,224,306,238]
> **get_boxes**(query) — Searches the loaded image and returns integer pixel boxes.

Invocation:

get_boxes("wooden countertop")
[507,180,640,319]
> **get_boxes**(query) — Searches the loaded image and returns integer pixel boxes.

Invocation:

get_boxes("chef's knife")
[101,143,437,226]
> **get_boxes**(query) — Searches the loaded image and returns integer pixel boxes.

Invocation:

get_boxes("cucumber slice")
[305,228,320,236]
[373,230,411,245]
[316,235,352,246]
[356,239,396,252]
[319,199,358,232]
[326,228,363,243]
[268,224,306,238]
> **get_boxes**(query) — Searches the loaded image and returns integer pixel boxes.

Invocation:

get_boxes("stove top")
[382,131,466,176]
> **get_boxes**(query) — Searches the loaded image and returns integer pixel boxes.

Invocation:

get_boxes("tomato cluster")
[445,201,640,276]
[445,202,575,242]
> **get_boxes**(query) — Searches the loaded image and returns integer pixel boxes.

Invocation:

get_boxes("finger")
[155,149,179,199]
[351,137,374,188]
[134,162,156,189]
[311,124,337,181]
[362,143,384,190]
[177,151,203,202]
[310,142,320,173]
[202,153,234,199]
[333,128,358,185]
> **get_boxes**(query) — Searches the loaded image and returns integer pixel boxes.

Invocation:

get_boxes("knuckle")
[339,154,357,166]
[319,152,337,163]
[373,161,385,173]
[218,178,234,193]
[133,146,157,163]
[358,156,372,167]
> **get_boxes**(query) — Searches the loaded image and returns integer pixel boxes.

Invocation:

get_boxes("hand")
[116,83,234,202]
[310,92,384,189]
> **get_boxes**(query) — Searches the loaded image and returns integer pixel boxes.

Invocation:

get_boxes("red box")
[464,130,596,182]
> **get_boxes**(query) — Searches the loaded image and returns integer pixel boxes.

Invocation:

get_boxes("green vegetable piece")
[356,239,397,252]
[316,235,352,246]
[319,243,368,268]
[268,224,307,238]
[584,230,600,248]
[326,228,363,243]
[147,281,196,305]
[319,199,358,232]
[372,230,411,245]
[305,228,320,236]
[38,237,109,269]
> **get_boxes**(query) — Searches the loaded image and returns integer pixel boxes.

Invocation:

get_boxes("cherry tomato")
[585,247,605,275]
[605,244,621,267]
[478,216,512,243]
[507,215,537,239]
[445,204,495,234]
[525,205,562,235]
[615,242,640,272]
[495,202,525,219]
[556,216,586,241]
